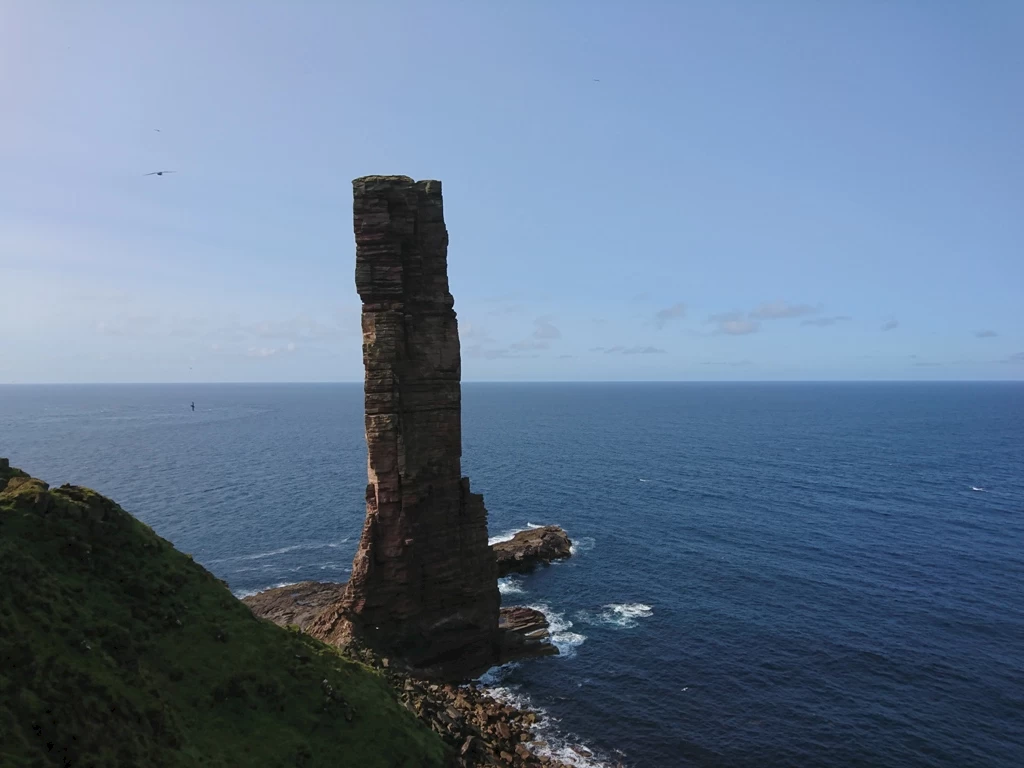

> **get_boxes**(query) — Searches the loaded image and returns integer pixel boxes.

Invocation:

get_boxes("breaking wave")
[527,604,586,657]
[489,523,543,545]
[498,576,526,595]
[569,536,595,555]
[577,603,653,629]
[231,581,292,600]
[480,683,617,767]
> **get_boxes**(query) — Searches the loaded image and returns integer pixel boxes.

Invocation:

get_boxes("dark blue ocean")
[2,383,1023,767]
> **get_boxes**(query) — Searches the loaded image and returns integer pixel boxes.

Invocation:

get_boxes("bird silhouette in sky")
[144,171,175,176]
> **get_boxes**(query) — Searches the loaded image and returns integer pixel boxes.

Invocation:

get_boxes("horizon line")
[2,379,1022,386]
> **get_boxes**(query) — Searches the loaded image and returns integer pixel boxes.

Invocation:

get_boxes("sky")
[2,1,1023,383]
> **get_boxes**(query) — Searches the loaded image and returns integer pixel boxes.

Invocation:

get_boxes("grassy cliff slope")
[0,460,450,768]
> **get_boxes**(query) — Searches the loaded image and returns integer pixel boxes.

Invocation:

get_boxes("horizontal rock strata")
[241,581,346,631]
[306,176,500,679]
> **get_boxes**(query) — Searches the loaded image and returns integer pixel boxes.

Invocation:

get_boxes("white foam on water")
[576,602,653,629]
[527,604,586,657]
[498,576,526,595]
[607,602,653,619]
[488,523,542,545]
[475,662,520,687]
[479,683,616,768]
[210,539,350,564]
[237,544,305,561]
[318,563,349,571]
[489,523,562,546]
[638,478,651,483]
[231,581,292,599]
[971,486,987,492]
[569,536,596,555]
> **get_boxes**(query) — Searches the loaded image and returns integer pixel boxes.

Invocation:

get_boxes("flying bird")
[144,170,175,176]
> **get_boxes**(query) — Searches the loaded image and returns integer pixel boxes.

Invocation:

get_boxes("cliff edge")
[0,459,449,768]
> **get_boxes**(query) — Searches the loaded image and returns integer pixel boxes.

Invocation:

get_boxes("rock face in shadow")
[493,526,573,577]
[308,176,500,679]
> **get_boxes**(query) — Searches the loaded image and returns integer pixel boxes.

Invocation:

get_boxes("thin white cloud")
[708,312,761,335]
[531,315,561,340]
[750,301,820,320]
[593,345,667,355]
[245,342,297,359]
[653,302,687,329]
[509,339,550,352]
[719,320,760,335]
[801,315,852,327]
[622,345,666,355]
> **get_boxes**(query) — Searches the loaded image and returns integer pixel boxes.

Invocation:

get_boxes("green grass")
[0,462,450,768]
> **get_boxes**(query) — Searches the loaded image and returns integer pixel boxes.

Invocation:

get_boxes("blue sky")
[2,1,1022,382]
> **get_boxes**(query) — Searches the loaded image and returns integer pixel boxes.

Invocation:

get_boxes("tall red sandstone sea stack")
[309,176,500,677]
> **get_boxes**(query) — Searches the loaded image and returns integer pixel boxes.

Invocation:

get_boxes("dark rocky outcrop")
[308,176,500,679]
[493,526,573,577]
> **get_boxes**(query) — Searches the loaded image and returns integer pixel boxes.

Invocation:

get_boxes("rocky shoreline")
[244,586,619,768]
[342,642,619,768]
[242,569,621,766]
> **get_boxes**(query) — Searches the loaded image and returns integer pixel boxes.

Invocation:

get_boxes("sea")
[1,382,1022,767]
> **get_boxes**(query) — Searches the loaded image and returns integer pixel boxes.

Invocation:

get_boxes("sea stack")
[309,176,500,678]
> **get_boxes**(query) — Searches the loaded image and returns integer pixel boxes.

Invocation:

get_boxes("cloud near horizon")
[590,345,667,355]
[705,300,842,336]
[244,342,297,359]
[465,315,561,358]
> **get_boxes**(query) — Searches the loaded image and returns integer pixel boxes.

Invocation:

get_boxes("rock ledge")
[493,526,573,577]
